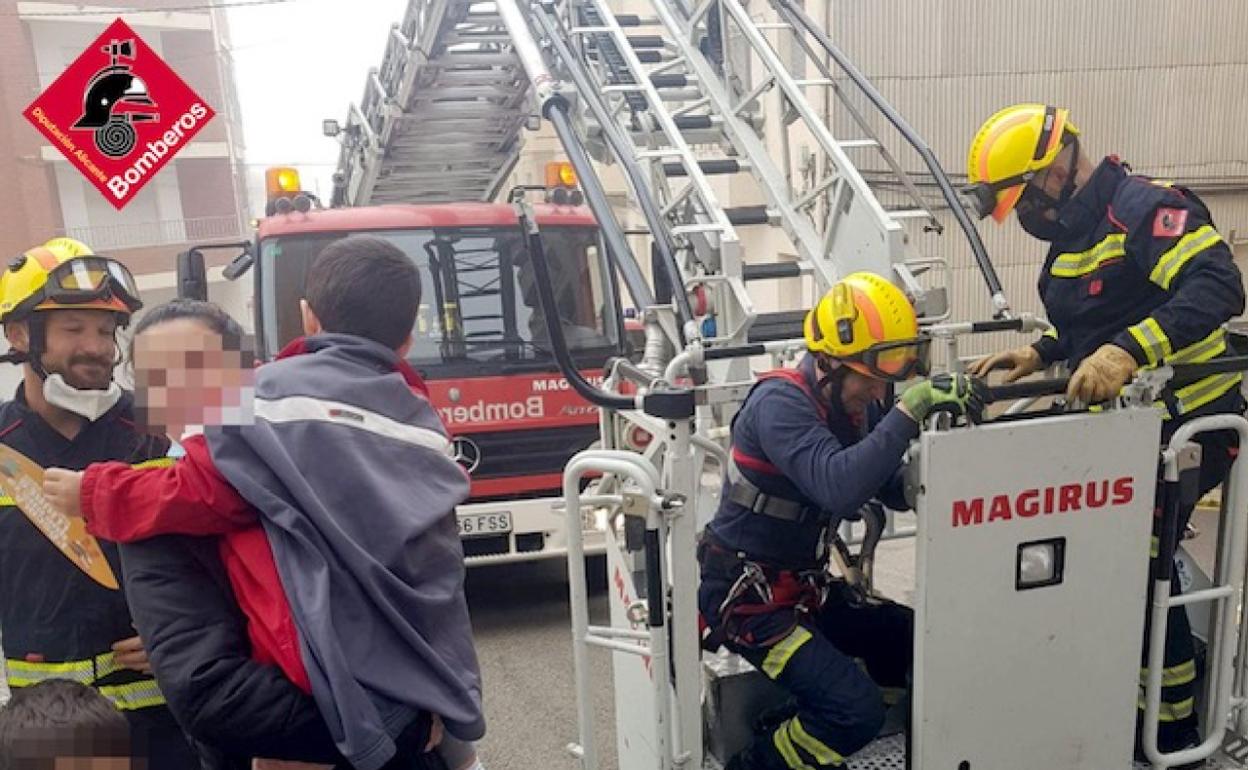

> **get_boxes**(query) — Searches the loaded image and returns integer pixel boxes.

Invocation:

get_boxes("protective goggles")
[964,172,1040,220]
[26,257,141,315]
[841,336,931,382]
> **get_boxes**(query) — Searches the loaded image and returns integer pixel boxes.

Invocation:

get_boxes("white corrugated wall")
[815,0,1248,357]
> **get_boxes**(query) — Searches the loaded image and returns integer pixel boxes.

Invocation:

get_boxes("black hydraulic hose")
[534,8,694,345]
[771,0,1007,312]
[518,203,636,411]
[982,356,1248,405]
[1168,356,1248,389]
[984,378,1070,404]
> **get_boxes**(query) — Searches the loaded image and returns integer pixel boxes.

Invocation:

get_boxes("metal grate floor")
[846,735,907,770]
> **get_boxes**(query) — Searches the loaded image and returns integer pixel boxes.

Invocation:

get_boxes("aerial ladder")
[333,2,1248,769]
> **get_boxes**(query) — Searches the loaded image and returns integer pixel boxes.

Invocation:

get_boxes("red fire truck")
[181,170,624,563]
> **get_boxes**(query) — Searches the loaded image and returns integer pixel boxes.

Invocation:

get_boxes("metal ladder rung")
[616,14,659,26]
[638,148,685,159]
[793,79,833,87]
[671,223,731,236]
[627,35,668,49]
[753,22,792,30]
[571,26,612,34]
[889,209,935,220]
[651,73,693,88]
[602,84,647,93]
[742,261,808,280]
[588,49,669,63]
[838,138,881,149]
[661,158,745,176]
[724,205,773,226]
[672,114,715,130]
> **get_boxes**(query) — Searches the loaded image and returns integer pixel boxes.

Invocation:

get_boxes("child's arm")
[46,435,258,542]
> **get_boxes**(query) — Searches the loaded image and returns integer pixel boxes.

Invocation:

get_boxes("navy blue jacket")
[705,356,918,567]
[1032,157,1244,421]
[121,533,346,768]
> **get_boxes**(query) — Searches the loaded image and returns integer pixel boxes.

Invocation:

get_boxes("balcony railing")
[55,216,245,251]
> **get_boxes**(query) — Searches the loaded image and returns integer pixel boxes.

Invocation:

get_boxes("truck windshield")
[258,226,619,367]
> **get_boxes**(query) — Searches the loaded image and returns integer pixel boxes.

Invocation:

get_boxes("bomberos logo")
[23,19,215,209]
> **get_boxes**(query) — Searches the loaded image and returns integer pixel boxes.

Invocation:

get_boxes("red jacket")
[83,432,313,694]
[81,339,437,698]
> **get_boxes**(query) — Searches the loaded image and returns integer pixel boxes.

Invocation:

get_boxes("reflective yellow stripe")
[762,626,813,679]
[773,722,815,770]
[98,679,166,711]
[131,457,175,470]
[787,717,844,766]
[1172,373,1243,418]
[1168,328,1227,365]
[1050,235,1127,278]
[1150,225,1222,290]
[1139,694,1196,722]
[1128,318,1173,366]
[1140,660,1197,688]
[1150,536,1160,558]
[1043,327,1059,340]
[0,495,14,506]
[6,652,120,687]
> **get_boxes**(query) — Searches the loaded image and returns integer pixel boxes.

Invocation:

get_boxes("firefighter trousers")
[706,581,912,769]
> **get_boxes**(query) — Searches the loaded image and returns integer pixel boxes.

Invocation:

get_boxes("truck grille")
[463,424,599,480]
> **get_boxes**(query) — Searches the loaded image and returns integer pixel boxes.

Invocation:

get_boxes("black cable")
[515,203,635,411]
[533,6,694,345]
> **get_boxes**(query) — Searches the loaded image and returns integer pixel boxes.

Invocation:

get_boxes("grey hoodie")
[207,334,483,770]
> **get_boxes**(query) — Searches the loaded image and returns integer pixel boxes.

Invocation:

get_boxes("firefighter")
[965,103,1246,762]
[0,238,197,767]
[699,271,984,770]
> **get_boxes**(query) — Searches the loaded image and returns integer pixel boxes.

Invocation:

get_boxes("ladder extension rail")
[334,0,532,205]
[769,0,1011,316]
[570,0,743,279]
[646,0,910,295]
[529,1,707,343]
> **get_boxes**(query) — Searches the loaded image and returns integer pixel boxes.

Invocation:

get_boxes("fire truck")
[216,0,1248,765]
[177,165,626,564]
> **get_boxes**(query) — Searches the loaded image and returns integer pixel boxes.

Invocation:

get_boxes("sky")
[224,0,407,214]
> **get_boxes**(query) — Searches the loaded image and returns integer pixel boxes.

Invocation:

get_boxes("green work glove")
[899,373,986,423]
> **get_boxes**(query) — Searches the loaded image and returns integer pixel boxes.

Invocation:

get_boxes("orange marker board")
[0,445,119,590]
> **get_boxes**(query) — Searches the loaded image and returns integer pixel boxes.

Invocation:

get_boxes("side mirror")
[223,243,255,281]
[176,248,207,301]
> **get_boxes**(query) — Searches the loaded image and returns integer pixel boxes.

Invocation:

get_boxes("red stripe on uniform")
[732,447,781,475]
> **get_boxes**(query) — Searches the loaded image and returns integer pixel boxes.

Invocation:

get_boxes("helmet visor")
[845,336,931,382]
[43,257,141,312]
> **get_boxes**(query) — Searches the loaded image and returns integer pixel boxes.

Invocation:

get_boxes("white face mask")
[42,373,123,422]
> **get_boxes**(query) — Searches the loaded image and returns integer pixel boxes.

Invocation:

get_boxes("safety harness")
[698,535,828,652]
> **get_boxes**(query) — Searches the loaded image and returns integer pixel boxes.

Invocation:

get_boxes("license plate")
[457,511,513,538]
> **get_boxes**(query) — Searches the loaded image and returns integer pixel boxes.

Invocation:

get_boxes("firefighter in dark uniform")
[0,238,197,767]
[966,103,1246,764]
[700,272,984,770]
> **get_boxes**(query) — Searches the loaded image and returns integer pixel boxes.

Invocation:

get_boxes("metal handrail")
[1142,414,1248,769]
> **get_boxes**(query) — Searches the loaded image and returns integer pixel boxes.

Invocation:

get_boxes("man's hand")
[1066,344,1138,404]
[966,344,1043,383]
[43,468,84,518]
[111,635,153,675]
[898,373,987,424]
